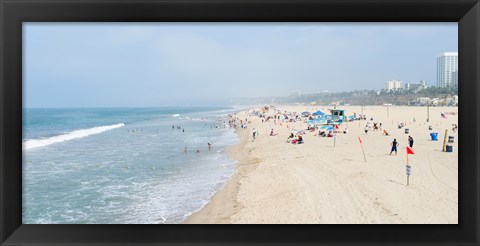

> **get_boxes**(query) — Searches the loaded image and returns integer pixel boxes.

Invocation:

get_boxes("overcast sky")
[24,23,457,108]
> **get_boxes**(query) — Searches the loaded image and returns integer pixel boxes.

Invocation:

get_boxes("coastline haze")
[24,23,458,108]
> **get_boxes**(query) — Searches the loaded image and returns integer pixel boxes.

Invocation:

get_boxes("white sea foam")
[23,123,125,151]
[172,114,180,117]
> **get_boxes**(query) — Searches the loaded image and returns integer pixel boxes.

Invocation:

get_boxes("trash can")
[430,132,438,141]
[448,136,455,143]
[405,128,409,134]
[446,144,453,152]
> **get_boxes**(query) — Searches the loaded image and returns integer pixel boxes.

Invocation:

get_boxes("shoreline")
[185,105,458,224]
[184,115,255,223]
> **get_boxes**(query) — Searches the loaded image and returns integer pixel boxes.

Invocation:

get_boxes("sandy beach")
[185,105,458,224]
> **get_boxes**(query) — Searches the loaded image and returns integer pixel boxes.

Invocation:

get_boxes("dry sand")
[185,105,458,224]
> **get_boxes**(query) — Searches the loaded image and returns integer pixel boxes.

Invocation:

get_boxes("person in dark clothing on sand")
[390,139,399,155]
[408,136,414,148]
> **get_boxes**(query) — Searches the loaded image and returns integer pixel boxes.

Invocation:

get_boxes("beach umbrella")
[312,110,325,116]
[307,119,322,124]
[294,130,305,135]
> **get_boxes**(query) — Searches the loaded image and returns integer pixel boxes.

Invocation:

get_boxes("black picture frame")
[1,0,479,245]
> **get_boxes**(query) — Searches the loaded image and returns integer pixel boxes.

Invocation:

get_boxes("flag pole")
[406,146,415,186]
[361,144,366,162]
[358,136,366,162]
[407,150,409,185]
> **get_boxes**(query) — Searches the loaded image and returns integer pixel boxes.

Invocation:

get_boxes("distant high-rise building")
[436,52,458,88]
[385,80,402,91]
[451,71,458,88]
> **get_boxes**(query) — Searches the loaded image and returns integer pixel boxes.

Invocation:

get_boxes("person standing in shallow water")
[390,138,399,155]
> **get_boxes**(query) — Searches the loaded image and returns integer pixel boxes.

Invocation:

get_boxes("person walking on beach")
[408,136,414,148]
[365,125,369,134]
[252,128,256,140]
[390,139,399,155]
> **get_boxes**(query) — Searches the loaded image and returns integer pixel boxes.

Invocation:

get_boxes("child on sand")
[390,139,399,155]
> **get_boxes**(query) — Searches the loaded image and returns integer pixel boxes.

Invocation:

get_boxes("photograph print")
[23,23,458,224]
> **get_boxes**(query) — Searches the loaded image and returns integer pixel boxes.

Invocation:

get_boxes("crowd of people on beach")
[231,106,459,157]
[171,106,457,159]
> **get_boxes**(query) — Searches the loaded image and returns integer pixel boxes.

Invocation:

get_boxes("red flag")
[406,146,415,155]
[335,124,339,129]
[358,136,362,144]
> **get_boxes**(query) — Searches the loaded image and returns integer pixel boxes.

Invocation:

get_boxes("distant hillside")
[227,87,458,106]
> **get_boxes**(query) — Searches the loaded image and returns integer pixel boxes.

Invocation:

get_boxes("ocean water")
[22,107,241,224]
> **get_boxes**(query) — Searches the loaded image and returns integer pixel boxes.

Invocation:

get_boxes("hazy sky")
[24,23,457,108]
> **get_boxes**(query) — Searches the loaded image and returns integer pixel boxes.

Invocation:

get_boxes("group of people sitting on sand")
[287,133,304,144]
[317,131,334,137]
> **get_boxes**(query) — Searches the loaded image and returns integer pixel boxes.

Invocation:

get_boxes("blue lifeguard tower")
[326,109,346,124]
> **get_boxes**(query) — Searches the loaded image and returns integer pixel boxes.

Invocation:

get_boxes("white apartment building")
[436,52,458,88]
[385,80,402,91]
